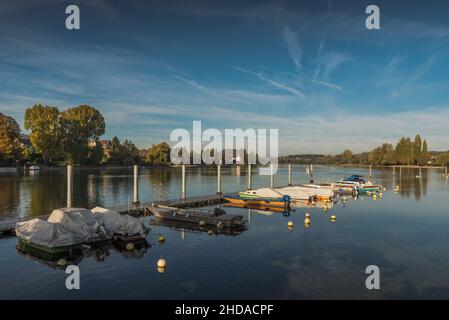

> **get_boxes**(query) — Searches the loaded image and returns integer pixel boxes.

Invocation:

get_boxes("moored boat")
[239,186,333,202]
[227,194,290,208]
[149,205,246,229]
[335,175,380,192]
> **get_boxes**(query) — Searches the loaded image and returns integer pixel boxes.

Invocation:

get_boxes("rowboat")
[225,194,290,209]
[149,205,246,229]
[224,202,291,214]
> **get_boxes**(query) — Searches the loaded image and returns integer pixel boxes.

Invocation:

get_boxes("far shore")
[1,163,447,170]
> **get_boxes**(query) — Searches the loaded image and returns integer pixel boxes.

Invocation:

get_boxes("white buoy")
[331,215,336,222]
[199,220,206,226]
[287,221,294,228]
[125,242,134,251]
[57,258,67,267]
[157,258,167,268]
[305,213,310,218]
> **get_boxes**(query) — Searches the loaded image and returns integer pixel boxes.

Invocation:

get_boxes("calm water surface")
[0,165,448,299]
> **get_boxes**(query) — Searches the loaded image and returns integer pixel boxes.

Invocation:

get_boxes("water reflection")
[150,217,246,236]
[16,237,151,270]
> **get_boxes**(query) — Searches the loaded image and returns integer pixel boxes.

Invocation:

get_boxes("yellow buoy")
[157,266,166,273]
[305,213,310,218]
[157,258,167,269]
[331,215,336,222]
[57,258,67,267]
[158,235,165,244]
[304,217,311,225]
[125,242,134,251]
[287,221,294,228]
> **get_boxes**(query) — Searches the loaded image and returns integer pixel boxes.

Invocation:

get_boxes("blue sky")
[0,0,449,154]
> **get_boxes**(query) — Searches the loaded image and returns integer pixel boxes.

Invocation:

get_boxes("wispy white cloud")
[230,65,306,98]
[311,79,349,93]
[282,26,302,70]
[321,52,351,80]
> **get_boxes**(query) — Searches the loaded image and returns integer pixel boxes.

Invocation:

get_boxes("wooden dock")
[0,193,228,238]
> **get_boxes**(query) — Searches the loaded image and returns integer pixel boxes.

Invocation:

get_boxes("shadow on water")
[16,237,151,270]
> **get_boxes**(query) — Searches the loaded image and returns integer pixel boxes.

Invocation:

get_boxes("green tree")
[24,105,62,165]
[88,141,104,165]
[414,134,422,164]
[436,152,449,166]
[0,113,21,162]
[146,142,171,165]
[61,105,105,165]
[341,149,353,164]
[419,139,431,165]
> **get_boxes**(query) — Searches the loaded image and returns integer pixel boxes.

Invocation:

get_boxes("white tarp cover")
[47,207,101,238]
[16,207,146,248]
[15,218,90,248]
[91,207,146,237]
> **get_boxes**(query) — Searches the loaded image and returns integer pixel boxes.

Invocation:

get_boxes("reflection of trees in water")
[397,167,429,202]
[147,168,174,200]
[29,170,66,216]
[0,175,19,218]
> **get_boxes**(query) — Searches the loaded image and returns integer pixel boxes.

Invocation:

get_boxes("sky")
[0,0,449,155]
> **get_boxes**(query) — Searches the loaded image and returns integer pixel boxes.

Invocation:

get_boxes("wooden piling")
[67,165,73,208]
[270,164,274,188]
[288,164,292,186]
[181,164,186,199]
[133,165,139,204]
[217,164,222,194]
[247,163,252,190]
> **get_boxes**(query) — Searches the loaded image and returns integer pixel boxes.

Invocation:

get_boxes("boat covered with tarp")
[15,207,147,255]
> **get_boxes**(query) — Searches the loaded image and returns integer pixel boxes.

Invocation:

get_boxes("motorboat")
[239,186,333,202]
[334,175,380,192]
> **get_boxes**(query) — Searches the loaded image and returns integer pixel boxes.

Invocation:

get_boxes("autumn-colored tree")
[419,139,431,165]
[146,142,171,165]
[61,105,105,165]
[0,113,21,162]
[414,134,422,164]
[24,105,62,165]
[88,140,104,165]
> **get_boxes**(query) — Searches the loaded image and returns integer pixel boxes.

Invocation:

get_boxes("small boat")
[224,202,291,214]
[225,194,290,209]
[149,205,246,229]
[28,165,40,171]
[239,186,333,202]
[335,175,380,192]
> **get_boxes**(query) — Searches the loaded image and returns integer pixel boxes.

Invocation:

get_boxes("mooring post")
[393,165,395,175]
[67,165,73,208]
[181,164,186,199]
[270,164,274,188]
[217,164,222,194]
[369,164,372,178]
[133,164,139,204]
[247,163,252,190]
[288,164,292,186]
[446,166,448,176]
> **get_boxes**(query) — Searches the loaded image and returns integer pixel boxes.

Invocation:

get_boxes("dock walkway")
[0,193,229,237]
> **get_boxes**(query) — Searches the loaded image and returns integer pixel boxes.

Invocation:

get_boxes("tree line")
[0,105,171,167]
[281,134,449,166]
